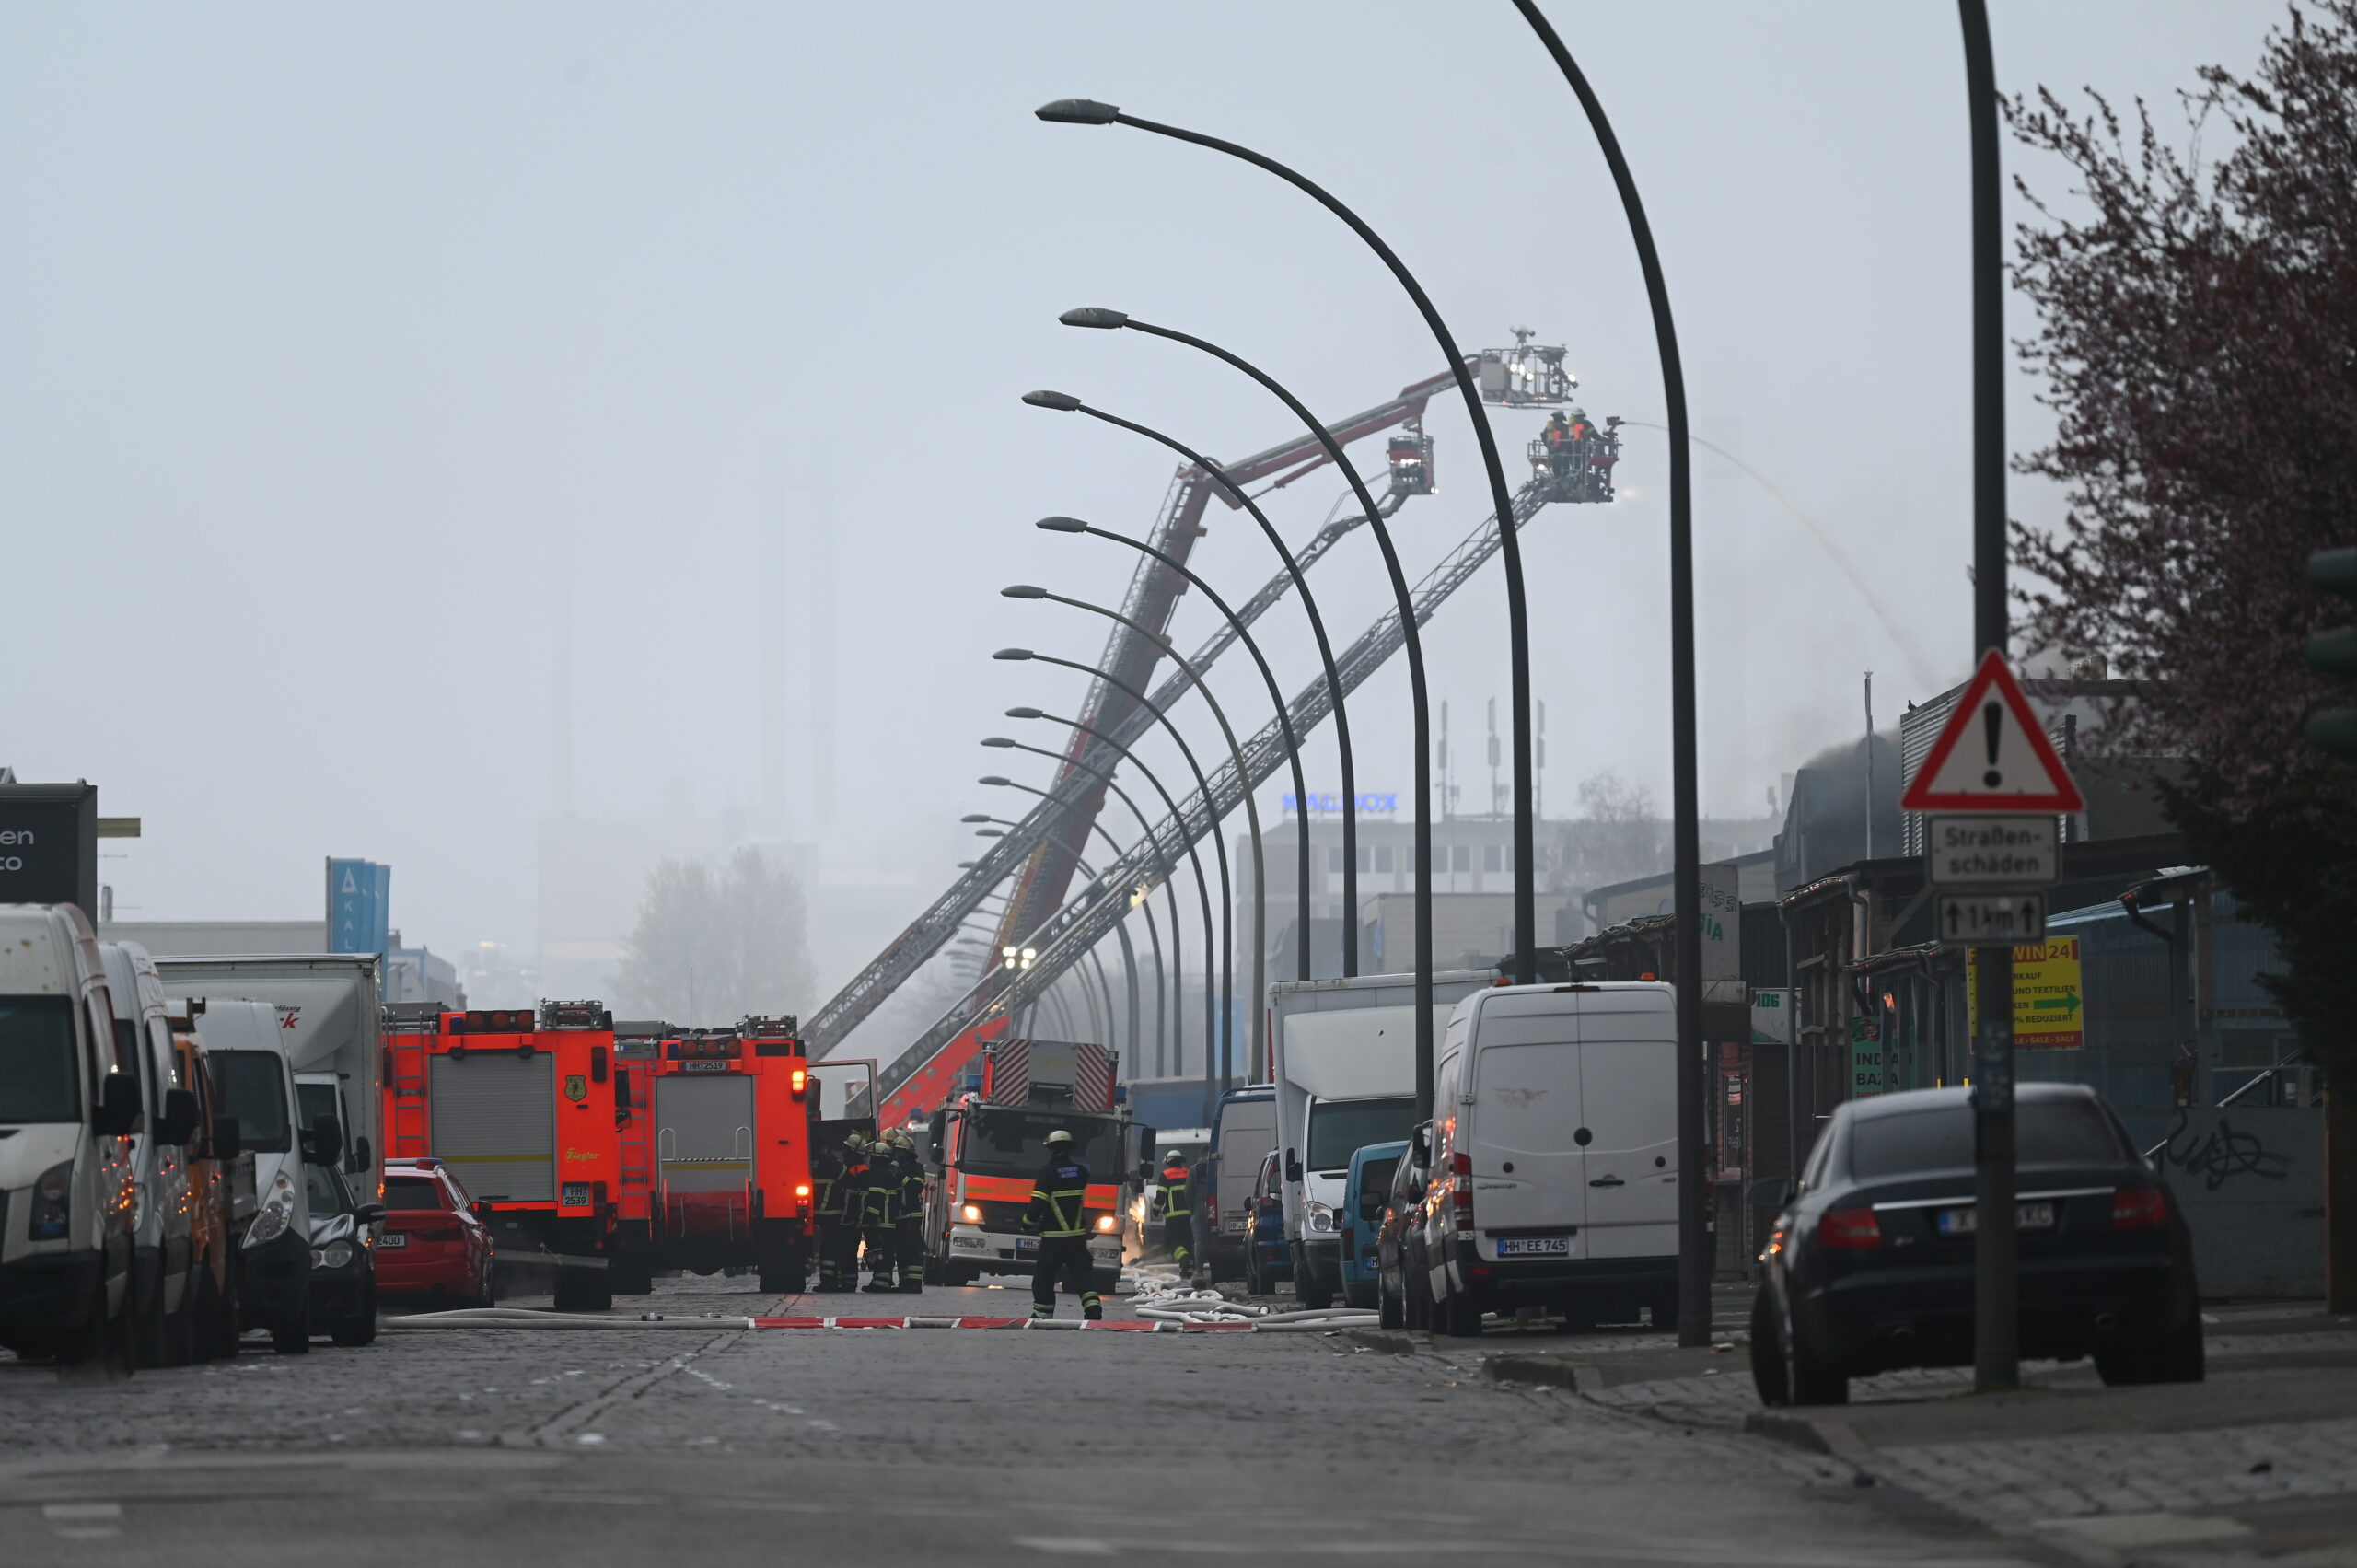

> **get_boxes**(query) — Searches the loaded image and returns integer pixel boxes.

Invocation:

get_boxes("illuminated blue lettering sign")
[1280,793,1399,814]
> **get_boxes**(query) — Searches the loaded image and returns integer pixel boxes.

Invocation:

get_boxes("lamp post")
[1034,316,1435,1122]
[970,810,1139,1069]
[984,773,1165,1082]
[994,720,1205,1084]
[991,644,1232,1120]
[1034,105,1535,998]
[1003,589,1262,1101]
[1507,2,1709,1349]
[1023,390,1360,977]
[1037,513,1299,1069]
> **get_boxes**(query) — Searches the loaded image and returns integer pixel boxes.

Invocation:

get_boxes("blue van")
[1339,1139,1409,1310]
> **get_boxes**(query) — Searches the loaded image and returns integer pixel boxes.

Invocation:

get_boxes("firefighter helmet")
[1044,1129,1074,1147]
[844,1132,869,1151]
[1163,1149,1185,1164]
[885,1128,914,1152]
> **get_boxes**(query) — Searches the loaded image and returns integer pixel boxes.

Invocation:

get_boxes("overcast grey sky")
[1,2,2283,1000]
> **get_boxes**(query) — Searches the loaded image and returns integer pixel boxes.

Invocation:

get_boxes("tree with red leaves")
[2006,1,2357,1307]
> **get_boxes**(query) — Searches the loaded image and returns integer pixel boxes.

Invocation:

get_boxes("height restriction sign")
[1900,651,2085,814]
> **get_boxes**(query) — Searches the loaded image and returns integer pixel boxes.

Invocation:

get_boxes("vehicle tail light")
[1204,1191,1218,1225]
[1452,1151,1474,1234]
[1818,1207,1883,1249]
[789,1066,807,1099]
[2111,1187,2168,1228]
[1341,1227,1356,1262]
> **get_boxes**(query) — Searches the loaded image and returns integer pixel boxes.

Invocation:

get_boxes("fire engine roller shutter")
[428,1051,558,1202]
[656,1074,755,1193]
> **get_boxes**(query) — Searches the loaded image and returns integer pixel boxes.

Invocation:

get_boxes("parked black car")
[1753,1084,2201,1406]
[1375,1122,1433,1330]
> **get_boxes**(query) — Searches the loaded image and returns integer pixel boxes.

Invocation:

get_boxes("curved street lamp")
[1035,323,1435,1118]
[1504,1,1708,1352]
[983,773,1165,1081]
[991,725,1202,1085]
[1037,513,1305,1031]
[1022,391,1359,976]
[969,812,1133,1066]
[992,644,1234,1114]
[1001,594,1260,1099]
[1035,102,1536,1003]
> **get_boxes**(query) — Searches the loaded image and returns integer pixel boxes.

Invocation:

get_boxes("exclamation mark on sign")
[1982,703,2004,789]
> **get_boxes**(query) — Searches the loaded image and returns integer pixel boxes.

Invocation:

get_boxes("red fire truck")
[380,1000,644,1310]
[639,1016,819,1292]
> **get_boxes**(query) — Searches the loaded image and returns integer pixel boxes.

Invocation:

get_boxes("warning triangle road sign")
[1899,650,2086,813]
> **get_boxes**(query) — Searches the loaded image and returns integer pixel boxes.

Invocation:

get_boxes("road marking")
[44,1502,122,1539]
[1013,1539,1115,1557]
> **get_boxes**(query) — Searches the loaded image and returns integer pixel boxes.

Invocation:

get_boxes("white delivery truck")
[0,904,141,1375]
[1268,970,1491,1308]
[154,955,383,1206]
[1413,981,1680,1338]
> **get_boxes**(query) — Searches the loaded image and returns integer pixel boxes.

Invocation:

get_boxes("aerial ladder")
[806,334,1611,1130]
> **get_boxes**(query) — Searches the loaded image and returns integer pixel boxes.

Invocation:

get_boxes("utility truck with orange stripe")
[919,1039,1140,1290]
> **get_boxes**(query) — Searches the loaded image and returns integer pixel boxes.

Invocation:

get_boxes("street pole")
[985,773,1166,1083]
[1026,389,1361,979]
[1509,0,1708,1347]
[1046,322,1434,1123]
[1035,109,1538,993]
[1006,585,1262,1103]
[1037,514,1301,1076]
[970,812,1137,1070]
[991,731,1197,1082]
[992,651,1232,1125]
[1960,0,2019,1392]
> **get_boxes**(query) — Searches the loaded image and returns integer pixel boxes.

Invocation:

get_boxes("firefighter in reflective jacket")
[887,1127,926,1294]
[1024,1129,1101,1321]
[816,1133,865,1293]
[1152,1151,1193,1274]
[861,1134,903,1293]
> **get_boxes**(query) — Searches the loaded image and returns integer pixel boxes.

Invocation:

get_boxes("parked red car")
[377,1158,495,1307]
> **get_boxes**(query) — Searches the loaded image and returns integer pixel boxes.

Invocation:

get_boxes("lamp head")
[993,647,1035,662]
[1004,705,1044,720]
[976,829,1004,838]
[981,736,1017,749]
[978,775,1012,788]
[959,813,991,824]
[1058,306,1129,330]
[1022,389,1084,412]
[1001,584,1050,600]
[1035,516,1088,535]
[1036,98,1120,125]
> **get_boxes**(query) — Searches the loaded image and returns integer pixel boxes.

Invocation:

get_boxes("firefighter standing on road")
[1152,1150,1193,1276]
[813,1134,861,1293]
[860,1131,903,1293]
[1025,1129,1101,1321]
[888,1127,927,1294]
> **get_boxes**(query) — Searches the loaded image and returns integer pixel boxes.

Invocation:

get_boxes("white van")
[1414,981,1679,1337]
[194,998,315,1353]
[1269,970,1491,1308]
[0,904,141,1373]
[99,940,209,1365]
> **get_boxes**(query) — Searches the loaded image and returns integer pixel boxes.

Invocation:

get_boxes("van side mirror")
[210,1116,242,1161]
[96,1073,141,1136]
[157,1087,202,1148]
[305,1113,343,1168]
[470,1200,496,1225]
[1411,1125,1432,1165]
[349,1135,371,1175]
[1357,1190,1385,1222]
[1284,1148,1303,1184]
[927,1109,946,1160]
[354,1203,387,1226]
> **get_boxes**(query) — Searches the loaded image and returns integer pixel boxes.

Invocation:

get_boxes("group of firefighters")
[811,1128,927,1295]
[806,1125,1112,1320]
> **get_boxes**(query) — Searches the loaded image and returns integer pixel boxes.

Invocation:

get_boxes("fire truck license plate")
[681,1060,731,1074]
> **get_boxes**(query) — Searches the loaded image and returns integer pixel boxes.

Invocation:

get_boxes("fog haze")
[0,2,2278,1014]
